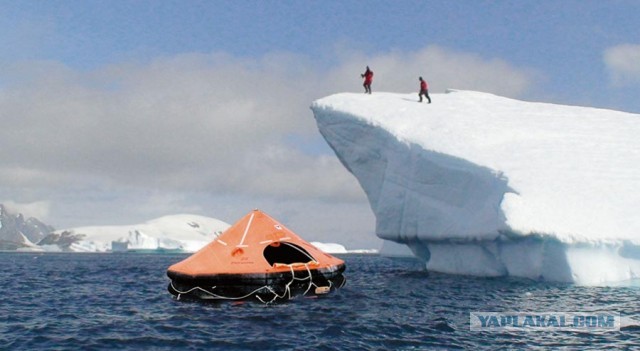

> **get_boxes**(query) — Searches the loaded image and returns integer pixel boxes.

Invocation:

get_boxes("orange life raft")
[167,209,346,303]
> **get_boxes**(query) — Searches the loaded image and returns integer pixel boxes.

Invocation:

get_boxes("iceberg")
[311,90,640,285]
[310,241,379,254]
[311,242,349,254]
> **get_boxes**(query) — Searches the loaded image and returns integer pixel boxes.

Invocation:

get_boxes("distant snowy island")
[0,205,366,254]
[4,211,231,253]
[312,90,640,285]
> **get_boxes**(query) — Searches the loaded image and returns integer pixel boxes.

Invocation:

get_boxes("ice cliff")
[311,90,640,285]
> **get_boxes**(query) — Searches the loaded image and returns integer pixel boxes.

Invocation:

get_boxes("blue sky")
[4,1,640,110]
[1,1,640,248]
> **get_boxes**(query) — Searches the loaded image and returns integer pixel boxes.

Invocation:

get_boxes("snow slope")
[312,90,640,285]
[47,214,230,253]
[30,214,359,255]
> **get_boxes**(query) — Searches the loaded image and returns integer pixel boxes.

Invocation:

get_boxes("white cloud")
[326,45,538,97]
[0,45,537,248]
[1,200,51,221]
[604,44,640,86]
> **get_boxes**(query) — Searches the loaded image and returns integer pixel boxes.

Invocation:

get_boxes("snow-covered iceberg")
[311,242,349,254]
[310,241,379,254]
[311,90,640,285]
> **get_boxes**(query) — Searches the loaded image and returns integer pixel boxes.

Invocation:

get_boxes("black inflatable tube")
[167,264,346,302]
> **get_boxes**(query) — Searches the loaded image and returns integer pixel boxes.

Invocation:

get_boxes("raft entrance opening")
[263,242,316,265]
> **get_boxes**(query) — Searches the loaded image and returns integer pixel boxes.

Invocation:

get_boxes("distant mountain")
[2,205,362,254]
[0,204,55,250]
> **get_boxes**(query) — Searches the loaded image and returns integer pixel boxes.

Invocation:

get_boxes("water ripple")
[1,252,638,350]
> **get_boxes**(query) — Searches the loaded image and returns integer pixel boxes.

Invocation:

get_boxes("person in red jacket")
[419,76,431,103]
[361,66,373,94]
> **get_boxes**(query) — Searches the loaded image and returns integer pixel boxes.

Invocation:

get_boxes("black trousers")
[419,89,431,103]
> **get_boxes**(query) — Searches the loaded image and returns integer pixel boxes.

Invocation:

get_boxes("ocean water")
[1,252,639,350]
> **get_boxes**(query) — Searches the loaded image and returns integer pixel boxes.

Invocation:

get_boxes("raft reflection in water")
[166,209,346,303]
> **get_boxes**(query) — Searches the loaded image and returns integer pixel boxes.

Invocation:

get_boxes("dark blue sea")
[2,253,639,350]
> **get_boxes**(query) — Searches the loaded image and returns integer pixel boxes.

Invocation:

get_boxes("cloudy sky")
[1,1,639,249]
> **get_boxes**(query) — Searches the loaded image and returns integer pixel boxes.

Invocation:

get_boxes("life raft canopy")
[166,209,346,303]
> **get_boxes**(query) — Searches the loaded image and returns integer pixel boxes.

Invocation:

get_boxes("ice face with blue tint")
[312,90,640,285]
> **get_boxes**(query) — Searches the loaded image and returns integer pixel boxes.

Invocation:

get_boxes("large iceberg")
[311,90,640,285]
